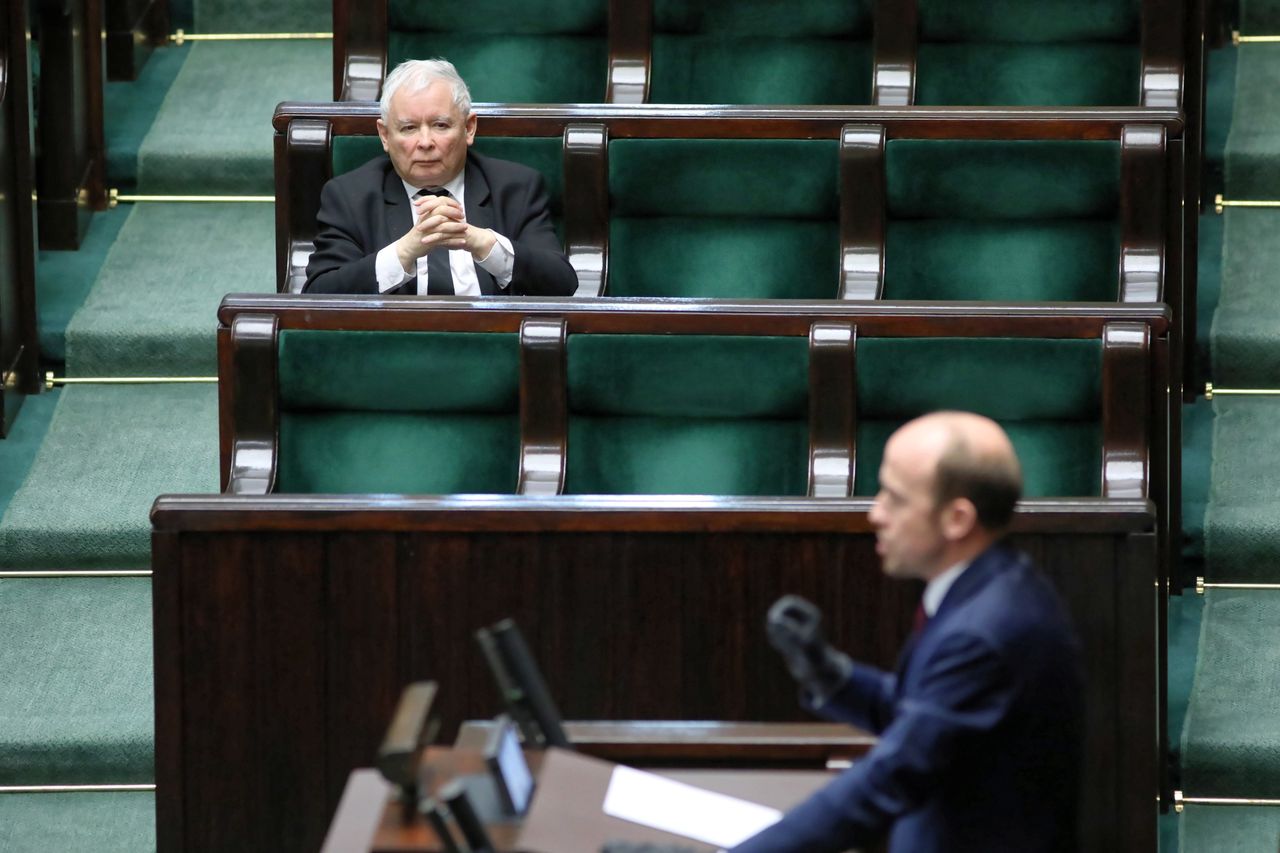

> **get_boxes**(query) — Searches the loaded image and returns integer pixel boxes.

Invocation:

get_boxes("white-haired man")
[304,59,577,296]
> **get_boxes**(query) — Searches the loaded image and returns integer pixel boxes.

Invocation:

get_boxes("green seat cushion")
[0,579,153,785]
[883,140,1120,301]
[330,137,566,239]
[917,0,1139,42]
[608,139,838,298]
[387,0,607,104]
[0,791,155,853]
[852,337,1103,497]
[275,331,519,494]
[915,43,1141,106]
[566,334,808,494]
[649,0,871,103]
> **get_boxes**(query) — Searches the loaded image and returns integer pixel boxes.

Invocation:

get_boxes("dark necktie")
[414,188,455,296]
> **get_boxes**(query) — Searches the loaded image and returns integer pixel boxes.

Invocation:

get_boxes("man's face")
[868,431,949,580]
[377,81,476,188]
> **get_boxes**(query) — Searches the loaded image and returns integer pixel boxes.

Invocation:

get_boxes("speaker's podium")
[323,740,838,853]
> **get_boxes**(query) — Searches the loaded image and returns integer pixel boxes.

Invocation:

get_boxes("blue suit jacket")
[303,151,577,296]
[733,543,1084,853]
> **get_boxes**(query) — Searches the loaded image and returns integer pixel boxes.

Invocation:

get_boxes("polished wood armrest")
[607,0,651,104]
[518,318,567,495]
[872,0,917,105]
[333,0,387,100]
[808,323,856,497]
[838,124,886,300]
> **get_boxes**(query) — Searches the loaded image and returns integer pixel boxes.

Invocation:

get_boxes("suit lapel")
[464,155,498,296]
[382,164,417,293]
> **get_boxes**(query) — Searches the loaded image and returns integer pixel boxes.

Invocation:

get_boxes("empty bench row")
[333,0,1189,110]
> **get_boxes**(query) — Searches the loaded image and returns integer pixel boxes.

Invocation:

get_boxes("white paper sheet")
[601,765,783,848]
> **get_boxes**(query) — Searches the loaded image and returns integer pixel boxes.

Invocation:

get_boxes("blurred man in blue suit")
[733,411,1085,853]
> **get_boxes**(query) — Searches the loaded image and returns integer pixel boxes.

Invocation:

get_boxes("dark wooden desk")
[324,747,834,853]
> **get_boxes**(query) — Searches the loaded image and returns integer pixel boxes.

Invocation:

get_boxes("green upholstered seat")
[607,139,840,298]
[650,0,873,104]
[852,337,1103,497]
[565,335,810,495]
[330,137,566,240]
[914,0,1141,106]
[275,330,520,493]
[386,0,608,103]
[0,579,153,785]
[883,140,1122,302]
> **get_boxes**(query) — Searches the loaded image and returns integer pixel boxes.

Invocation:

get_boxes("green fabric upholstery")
[275,331,519,494]
[883,140,1120,301]
[330,137,566,238]
[608,140,839,298]
[917,0,1139,42]
[915,44,1140,106]
[565,335,809,495]
[0,791,155,852]
[649,0,871,103]
[387,1,607,103]
[0,579,153,784]
[914,0,1139,105]
[852,338,1103,497]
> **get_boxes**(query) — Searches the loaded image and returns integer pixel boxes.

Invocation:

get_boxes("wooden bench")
[104,0,168,81]
[33,0,107,248]
[152,489,1161,853]
[0,0,40,435]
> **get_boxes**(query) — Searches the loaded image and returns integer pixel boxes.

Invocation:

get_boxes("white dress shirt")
[373,171,516,295]
[922,559,971,618]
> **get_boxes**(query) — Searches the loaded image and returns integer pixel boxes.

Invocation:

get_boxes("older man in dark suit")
[733,411,1085,853]
[304,59,577,296]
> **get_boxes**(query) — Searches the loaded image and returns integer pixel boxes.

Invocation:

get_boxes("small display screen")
[493,718,535,815]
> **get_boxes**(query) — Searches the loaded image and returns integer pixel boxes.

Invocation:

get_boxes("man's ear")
[940,498,978,542]
[376,119,390,152]
[465,112,478,146]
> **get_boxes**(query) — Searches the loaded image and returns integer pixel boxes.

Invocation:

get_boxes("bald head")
[893,412,1022,532]
[871,413,1022,580]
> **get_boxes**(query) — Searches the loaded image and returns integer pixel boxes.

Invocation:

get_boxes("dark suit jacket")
[303,151,577,296]
[732,543,1084,853]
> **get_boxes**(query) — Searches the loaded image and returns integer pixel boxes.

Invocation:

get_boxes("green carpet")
[36,208,132,362]
[0,385,217,569]
[0,578,152,784]
[1180,805,1280,852]
[0,791,155,852]
[1181,590,1280,797]
[1167,592,1204,758]
[1194,212,1222,383]
[62,203,275,377]
[0,391,59,522]
[1210,209,1280,387]
[194,0,329,34]
[105,45,191,189]
[136,41,329,195]
[1203,398,1280,579]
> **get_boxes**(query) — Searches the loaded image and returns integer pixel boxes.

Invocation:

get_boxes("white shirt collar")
[922,559,970,617]
[400,169,466,207]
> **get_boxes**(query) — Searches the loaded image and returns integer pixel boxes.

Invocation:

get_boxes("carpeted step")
[63,203,275,377]
[1204,398,1280,580]
[1181,590,1280,797]
[1225,44,1280,197]
[0,578,152,784]
[136,41,329,195]
[1210,209,1280,388]
[105,45,191,189]
[36,209,132,363]
[0,385,217,570]
[0,391,60,522]
[0,791,155,852]
[1168,592,1204,760]
[1180,804,1280,852]
[194,0,329,34]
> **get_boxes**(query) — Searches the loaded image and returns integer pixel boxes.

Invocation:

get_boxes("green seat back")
[329,136,565,240]
[915,0,1141,105]
[608,139,839,298]
[275,330,519,493]
[649,0,873,103]
[566,335,810,495]
[852,337,1103,497]
[883,140,1121,301]
[387,0,608,103]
